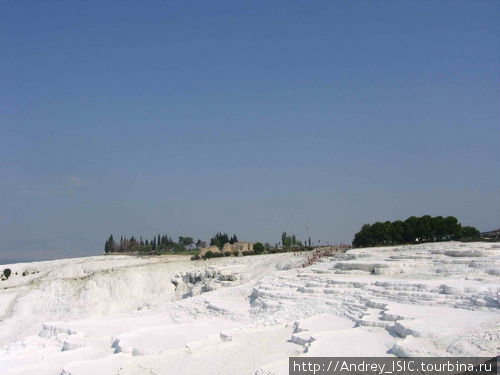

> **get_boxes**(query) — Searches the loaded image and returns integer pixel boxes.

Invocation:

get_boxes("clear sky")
[1,1,499,262]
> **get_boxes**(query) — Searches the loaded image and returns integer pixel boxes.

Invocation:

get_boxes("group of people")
[301,246,348,267]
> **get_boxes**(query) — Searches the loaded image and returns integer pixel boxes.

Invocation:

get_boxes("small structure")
[196,240,207,249]
[480,229,500,241]
[222,242,254,256]
[199,242,255,257]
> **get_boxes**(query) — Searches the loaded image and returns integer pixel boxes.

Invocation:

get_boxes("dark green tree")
[281,232,287,246]
[105,235,116,253]
[3,268,11,279]
[432,216,446,241]
[179,236,194,247]
[210,233,230,249]
[254,242,265,254]
[461,226,480,239]
[444,216,462,240]
[403,216,419,243]
[352,215,478,247]
[391,220,405,244]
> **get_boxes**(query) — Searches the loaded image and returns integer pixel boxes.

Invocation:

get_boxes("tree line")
[209,233,238,249]
[104,231,241,254]
[352,215,480,248]
[281,232,301,248]
[104,233,206,253]
[105,230,321,256]
[209,232,312,250]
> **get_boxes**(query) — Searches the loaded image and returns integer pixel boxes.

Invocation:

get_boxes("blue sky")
[1,1,499,262]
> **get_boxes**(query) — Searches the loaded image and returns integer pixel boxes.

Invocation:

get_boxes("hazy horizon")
[1,1,499,263]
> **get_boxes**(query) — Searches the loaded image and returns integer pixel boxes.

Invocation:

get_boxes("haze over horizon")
[1,1,499,263]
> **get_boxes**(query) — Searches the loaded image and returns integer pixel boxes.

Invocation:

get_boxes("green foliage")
[281,232,302,249]
[210,232,229,249]
[178,236,194,247]
[210,233,239,249]
[352,215,478,247]
[104,235,115,253]
[203,251,223,259]
[224,251,232,256]
[253,242,265,254]
[104,232,196,254]
[204,250,214,258]
[461,226,480,239]
[3,268,11,279]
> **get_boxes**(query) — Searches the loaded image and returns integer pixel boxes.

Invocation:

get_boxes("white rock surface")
[0,242,498,375]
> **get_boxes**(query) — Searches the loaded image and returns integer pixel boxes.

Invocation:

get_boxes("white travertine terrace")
[0,242,498,375]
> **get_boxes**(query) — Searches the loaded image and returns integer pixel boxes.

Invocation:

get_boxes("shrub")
[242,250,255,256]
[224,251,232,257]
[191,255,200,261]
[203,251,223,259]
[461,226,480,240]
[3,268,12,279]
[253,242,265,254]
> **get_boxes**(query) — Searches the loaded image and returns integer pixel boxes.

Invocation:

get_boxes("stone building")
[222,242,254,256]
[199,242,254,257]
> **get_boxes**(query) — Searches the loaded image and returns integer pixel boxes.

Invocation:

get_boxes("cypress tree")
[105,234,115,253]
